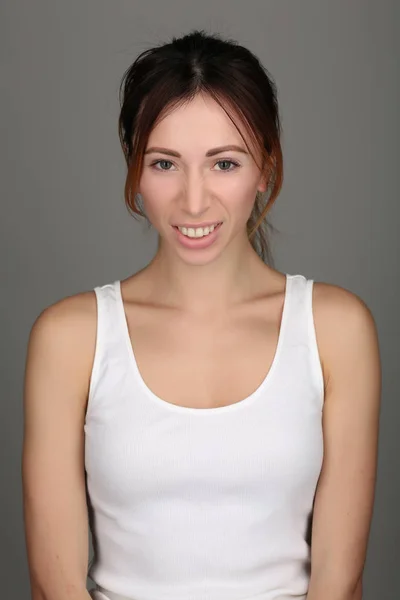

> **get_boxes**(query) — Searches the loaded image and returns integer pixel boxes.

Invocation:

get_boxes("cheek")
[226,185,258,216]
[139,170,177,196]
[138,173,176,221]
[216,170,259,200]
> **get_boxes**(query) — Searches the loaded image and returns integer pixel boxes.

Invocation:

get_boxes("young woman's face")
[138,93,267,257]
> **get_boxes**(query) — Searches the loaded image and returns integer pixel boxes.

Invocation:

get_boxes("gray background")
[1,1,398,598]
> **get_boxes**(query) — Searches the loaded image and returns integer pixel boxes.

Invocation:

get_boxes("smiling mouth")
[172,221,223,229]
[173,221,223,239]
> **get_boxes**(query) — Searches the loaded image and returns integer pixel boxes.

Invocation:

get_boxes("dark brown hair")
[118,29,283,265]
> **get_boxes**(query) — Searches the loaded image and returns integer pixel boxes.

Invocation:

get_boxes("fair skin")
[22,93,381,600]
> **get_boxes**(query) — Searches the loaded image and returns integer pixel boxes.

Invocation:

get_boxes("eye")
[150,159,175,171]
[214,159,240,172]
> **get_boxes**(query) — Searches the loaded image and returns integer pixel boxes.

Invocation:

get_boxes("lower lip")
[172,222,223,249]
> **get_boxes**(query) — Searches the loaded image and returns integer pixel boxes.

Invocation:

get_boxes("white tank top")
[85,273,325,600]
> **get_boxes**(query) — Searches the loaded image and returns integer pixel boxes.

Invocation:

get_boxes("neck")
[144,231,270,316]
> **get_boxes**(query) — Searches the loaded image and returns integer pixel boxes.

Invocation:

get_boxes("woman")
[22,29,381,600]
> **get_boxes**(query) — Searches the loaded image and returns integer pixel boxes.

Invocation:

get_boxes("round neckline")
[115,274,292,415]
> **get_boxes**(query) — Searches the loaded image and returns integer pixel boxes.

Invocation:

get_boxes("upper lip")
[173,221,222,228]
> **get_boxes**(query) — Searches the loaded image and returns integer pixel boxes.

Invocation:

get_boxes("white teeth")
[177,223,220,238]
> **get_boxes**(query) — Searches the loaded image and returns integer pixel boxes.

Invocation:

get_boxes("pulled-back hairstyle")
[118,29,283,265]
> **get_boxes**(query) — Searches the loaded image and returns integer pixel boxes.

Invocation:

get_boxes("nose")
[180,173,211,218]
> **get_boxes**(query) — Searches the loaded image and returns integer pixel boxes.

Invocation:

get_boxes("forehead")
[147,93,254,152]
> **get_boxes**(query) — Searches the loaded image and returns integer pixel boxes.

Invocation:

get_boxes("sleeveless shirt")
[85,274,325,600]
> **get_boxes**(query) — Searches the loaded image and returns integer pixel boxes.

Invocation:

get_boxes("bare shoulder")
[31,287,97,334]
[311,280,380,388]
[312,279,376,324]
[29,287,97,356]
[26,287,98,413]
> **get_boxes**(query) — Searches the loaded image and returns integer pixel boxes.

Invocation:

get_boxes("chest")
[123,300,285,410]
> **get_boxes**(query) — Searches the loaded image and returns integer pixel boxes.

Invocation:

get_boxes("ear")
[257,172,268,194]
[257,156,273,193]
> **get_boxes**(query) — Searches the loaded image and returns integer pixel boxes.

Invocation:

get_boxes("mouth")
[172,221,223,229]
[172,221,224,247]
[172,222,223,235]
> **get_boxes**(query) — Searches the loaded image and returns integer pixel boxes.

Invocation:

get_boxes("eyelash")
[149,159,241,173]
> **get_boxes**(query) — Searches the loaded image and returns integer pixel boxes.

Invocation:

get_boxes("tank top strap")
[86,280,125,418]
[283,274,311,344]
[282,274,324,401]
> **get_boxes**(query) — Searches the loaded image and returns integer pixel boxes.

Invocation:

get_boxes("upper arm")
[309,282,382,593]
[22,292,96,598]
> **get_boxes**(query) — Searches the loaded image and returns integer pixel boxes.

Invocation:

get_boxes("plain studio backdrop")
[1,1,398,598]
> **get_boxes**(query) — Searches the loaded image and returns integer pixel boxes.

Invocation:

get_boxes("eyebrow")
[144,145,249,157]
